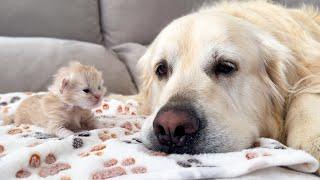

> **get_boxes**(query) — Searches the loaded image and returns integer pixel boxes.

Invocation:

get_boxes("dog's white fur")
[117,0,320,173]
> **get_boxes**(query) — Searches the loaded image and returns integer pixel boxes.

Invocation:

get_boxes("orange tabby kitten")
[4,62,106,137]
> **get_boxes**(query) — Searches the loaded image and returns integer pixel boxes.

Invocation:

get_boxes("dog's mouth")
[144,122,240,155]
[142,101,247,154]
[150,132,203,154]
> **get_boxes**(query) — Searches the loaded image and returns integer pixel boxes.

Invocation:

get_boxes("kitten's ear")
[60,78,69,94]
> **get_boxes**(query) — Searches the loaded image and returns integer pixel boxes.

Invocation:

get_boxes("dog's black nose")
[153,107,199,147]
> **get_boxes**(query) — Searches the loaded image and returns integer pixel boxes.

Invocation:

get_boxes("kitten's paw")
[54,128,75,138]
[92,120,107,129]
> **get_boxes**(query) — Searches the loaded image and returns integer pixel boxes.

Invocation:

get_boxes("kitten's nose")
[93,94,101,100]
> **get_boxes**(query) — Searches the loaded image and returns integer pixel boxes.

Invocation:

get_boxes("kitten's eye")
[155,61,168,79]
[214,61,238,76]
[83,88,90,93]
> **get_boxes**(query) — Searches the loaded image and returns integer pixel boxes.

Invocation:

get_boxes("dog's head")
[139,11,294,154]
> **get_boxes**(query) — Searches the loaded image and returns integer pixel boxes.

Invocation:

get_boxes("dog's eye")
[214,61,237,76]
[155,61,168,79]
[83,88,90,93]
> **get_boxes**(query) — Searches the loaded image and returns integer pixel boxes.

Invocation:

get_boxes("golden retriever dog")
[117,0,320,173]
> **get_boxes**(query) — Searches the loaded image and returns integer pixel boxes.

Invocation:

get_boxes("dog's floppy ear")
[256,32,301,139]
[260,37,292,104]
[136,46,156,115]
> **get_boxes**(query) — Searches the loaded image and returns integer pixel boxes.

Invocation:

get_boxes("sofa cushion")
[0,37,136,95]
[0,0,102,44]
[276,0,320,7]
[112,43,147,89]
[101,0,319,47]
[100,0,213,47]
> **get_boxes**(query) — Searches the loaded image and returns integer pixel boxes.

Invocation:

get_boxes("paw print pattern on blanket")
[14,152,71,178]
[45,153,57,164]
[0,144,4,154]
[0,92,33,116]
[0,92,319,179]
[7,127,23,135]
[15,169,32,178]
[104,159,118,167]
[38,163,71,178]
[92,157,148,179]
[29,153,41,168]
[93,99,139,116]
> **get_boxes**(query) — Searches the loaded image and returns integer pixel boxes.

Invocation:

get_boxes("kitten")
[3,62,106,138]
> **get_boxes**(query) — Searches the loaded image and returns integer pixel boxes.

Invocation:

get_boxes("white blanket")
[0,92,318,179]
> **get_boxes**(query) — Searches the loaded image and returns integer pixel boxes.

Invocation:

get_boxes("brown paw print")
[124,106,130,113]
[104,159,118,167]
[131,166,147,174]
[0,145,4,154]
[60,175,72,180]
[120,122,133,131]
[95,109,103,114]
[45,153,57,164]
[121,157,135,166]
[246,152,259,160]
[78,152,90,157]
[117,105,123,113]
[92,167,126,180]
[29,154,41,168]
[111,133,117,139]
[150,151,167,156]
[95,151,104,156]
[262,152,272,156]
[27,142,42,147]
[102,103,109,110]
[16,169,31,178]
[90,144,106,152]
[98,131,110,142]
[38,163,71,178]
[7,128,23,135]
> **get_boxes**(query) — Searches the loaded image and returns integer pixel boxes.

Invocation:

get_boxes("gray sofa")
[0,0,318,95]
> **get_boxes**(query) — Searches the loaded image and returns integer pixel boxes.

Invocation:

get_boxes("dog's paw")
[294,136,320,175]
